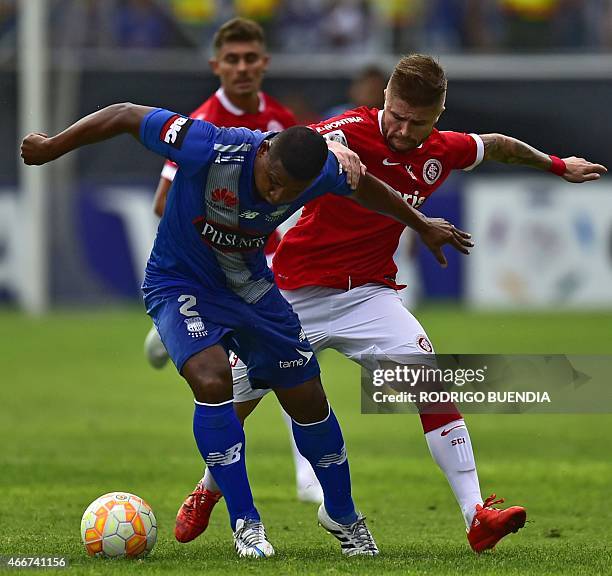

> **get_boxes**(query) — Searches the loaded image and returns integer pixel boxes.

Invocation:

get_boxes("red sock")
[418,401,462,433]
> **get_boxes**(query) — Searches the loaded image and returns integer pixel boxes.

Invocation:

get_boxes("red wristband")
[549,155,566,176]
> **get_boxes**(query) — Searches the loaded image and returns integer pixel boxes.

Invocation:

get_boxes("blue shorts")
[144,282,320,389]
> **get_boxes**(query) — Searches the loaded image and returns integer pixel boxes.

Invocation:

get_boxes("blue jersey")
[139,108,352,304]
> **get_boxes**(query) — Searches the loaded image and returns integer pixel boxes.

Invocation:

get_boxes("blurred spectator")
[602,0,612,49]
[323,65,387,118]
[234,0,281,45]
[499,0,561,50]
[421,0,497,52]
[275,0,325,53]
[373,0,424,54]
[114,0,177,48]
[320,0,372,52]
[0,0,15,49]
[9,0,612,54]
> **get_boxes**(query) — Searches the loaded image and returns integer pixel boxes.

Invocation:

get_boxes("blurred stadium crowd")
[2,0,612,53]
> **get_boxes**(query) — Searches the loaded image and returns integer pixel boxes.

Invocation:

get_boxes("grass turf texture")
[0,306,611,575]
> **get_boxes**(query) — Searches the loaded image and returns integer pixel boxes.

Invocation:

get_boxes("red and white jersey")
[273,106,484,291]
[160,87,296,181]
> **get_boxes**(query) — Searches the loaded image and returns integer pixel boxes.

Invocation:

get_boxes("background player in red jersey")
[151,17,296,218]
[174,53,606,552]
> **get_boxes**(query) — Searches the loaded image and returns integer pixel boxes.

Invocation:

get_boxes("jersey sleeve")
[439,131,485,171]
[159,105,210,182]
[140,108,216,177]
[316,151,353,197]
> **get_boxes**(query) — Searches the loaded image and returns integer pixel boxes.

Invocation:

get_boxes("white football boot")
[233,518,275,558]
[144,325,169,369]
[318,504,379,556]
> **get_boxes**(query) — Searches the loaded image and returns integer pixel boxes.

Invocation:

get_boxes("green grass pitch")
[0,306,611,575]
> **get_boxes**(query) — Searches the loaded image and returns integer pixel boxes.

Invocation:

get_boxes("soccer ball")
[80,492,157,558]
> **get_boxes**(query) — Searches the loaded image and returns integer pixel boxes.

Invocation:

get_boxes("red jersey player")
[173,55,606,551]
[144,17,294,368]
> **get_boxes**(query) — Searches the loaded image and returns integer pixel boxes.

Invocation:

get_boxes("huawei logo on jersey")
[211,187,238,208]
[193,217,267,253]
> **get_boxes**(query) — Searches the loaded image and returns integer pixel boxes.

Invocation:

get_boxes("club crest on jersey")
[211,187,238,208]
[160,114,193,149]
[423,159,442,184]
[193,217,268,253]
[417,334,433,353]
[184,316,207,338]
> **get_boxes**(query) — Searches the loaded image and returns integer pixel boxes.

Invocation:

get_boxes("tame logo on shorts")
[193,218,268,252]
[184,316,207,338]
[205,442,242,467]
[160,114,193,149]
[278,348,314,368]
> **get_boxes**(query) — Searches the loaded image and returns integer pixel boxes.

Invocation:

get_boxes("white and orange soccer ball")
[80,492,157,558]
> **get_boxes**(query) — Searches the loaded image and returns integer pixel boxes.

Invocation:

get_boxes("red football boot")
[467,494,527,553]
[174,481,223,543]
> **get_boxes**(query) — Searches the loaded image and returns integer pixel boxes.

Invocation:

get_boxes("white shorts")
[232,283,435,402]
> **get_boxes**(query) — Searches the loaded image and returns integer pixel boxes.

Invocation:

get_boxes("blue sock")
[291,405,357,524]
[192,401,259,529]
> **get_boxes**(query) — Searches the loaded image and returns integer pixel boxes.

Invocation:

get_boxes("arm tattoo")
[480,133,551,170]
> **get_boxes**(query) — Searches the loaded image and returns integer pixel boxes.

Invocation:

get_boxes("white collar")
[216,87,265,116]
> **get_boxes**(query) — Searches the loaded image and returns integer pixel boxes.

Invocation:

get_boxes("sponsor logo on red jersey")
[160,114,193,149]
[315,116,364,133]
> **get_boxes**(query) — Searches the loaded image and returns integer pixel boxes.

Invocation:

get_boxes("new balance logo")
[316,445,347,468]
[205,442,242,467]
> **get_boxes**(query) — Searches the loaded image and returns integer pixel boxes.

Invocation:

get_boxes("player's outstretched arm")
[480,133,607,183]
[350,173,474,267]
[21,103,154,166]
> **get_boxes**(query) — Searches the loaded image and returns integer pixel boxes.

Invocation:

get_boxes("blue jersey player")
[21,103,474,558]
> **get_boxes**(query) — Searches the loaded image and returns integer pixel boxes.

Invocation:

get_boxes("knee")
[182,353,232,403]
[187,371,231,403]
